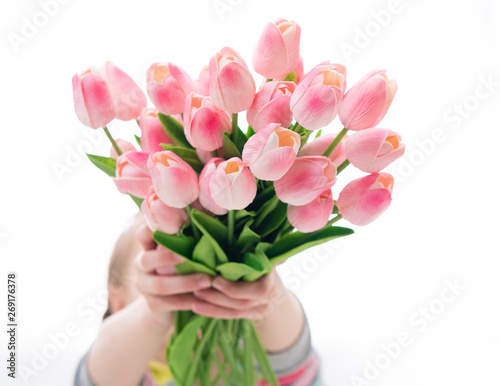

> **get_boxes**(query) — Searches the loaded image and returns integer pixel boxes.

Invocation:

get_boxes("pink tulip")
[102,62,147,121]
[298,132,348,168]
[199,158,228,215]
[274,156,337,206]
[339,70,397,131]
[196,65,210,96]
[252,19,301,79]
[345,128,405,173]
[112,151,152,198]
[246,81,296,132]
[290,63,347,130]
[146,63,196,115]
[141,188,189,234]
[183,93,232,151]
[148,151,199,208]
[72,67,115,129]
[209,47,256,113]
[139,108,173,153]
[242,123,300,181]
[337,173,394,226]
[110,139,137,159]
[287,190,334,233]
[209,158,257,210]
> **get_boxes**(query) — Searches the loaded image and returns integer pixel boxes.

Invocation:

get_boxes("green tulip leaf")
[192,235,217,270]
[256,200,288,237]
[221,132,241,159]
[134,134,142,147]
[160,144,204,173]
[246,126,256,139]
[86,154,116,177]
[190,209,228,264]
[283,71,297,83]
[236,221,261,251]
[158,113,193,149]
[167,315,208,382]
[216,246,271,282]
[175,260,216,276]
[153,231,196,260]
[129,195,143,209]
[266,226,354,265]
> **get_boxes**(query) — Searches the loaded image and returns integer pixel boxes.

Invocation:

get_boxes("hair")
[103,212,145,320]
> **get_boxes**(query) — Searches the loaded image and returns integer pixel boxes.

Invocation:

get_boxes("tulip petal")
[77,73,115,129]
[104,62,147,121]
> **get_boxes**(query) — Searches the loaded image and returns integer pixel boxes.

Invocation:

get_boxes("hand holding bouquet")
[72,18,405,386]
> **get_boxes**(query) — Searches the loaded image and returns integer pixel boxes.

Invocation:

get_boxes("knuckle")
[152,277,166,294]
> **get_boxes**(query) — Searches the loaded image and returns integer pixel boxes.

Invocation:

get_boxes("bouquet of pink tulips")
[72,18,404,386]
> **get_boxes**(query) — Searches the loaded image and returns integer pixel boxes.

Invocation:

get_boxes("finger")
[192,300,269,320]
[145,294,198,313]
[194,288,268,310]
[212,273,275,300]
[136,223,156,251]
[136,271,212,296]
[137,249,184,274]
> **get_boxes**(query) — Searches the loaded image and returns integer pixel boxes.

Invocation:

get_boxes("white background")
[1,0,499,385]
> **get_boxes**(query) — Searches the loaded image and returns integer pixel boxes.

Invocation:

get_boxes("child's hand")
[134,224,213,326]
[192,272,278,321]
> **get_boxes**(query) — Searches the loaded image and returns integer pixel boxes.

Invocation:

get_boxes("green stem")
[184,318,219,386]
[337,159,350,174]
[253,196,279,229]
[323,127,348,158]
[231,113,239,145]
[217,322,243,384]
[247,320,278,386]
[227,210,235,255]
[293,122,304,133]
[103,126,122,156]
[327,214,343,227]
[186,205,201,240]
[135,119,141,128]
[243,321,254,385]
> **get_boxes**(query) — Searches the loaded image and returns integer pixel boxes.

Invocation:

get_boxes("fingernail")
[212,278,222,289]
[199,276,211,287]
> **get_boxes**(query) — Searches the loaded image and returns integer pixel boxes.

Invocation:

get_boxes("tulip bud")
[110,139,137,159]
[290,62,346,131]
[102,62,147,121]
[246,81,296,132]
[209,47,256,113]
[72,67,115,129]
[139,108,173,153]
[210,158,257,210]
[242,123,300,181]
[339,70,397,131]
[141,188,189,234]
[183,93,232,151]
[298,132,348,168]
[148,151,199,208]
[112,151,152,198]
[287,190,334,233]
[337,173,394,226]
[146,63,196,115]
[274,156,337,206]
[345,128,405,173]
[199,158,228,215]
[196,65,210,96]
[253,19,301,79]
